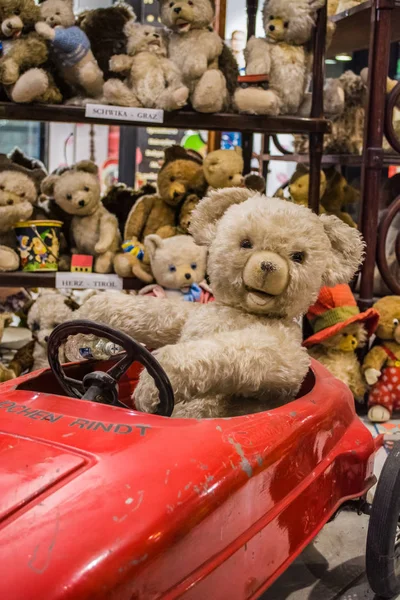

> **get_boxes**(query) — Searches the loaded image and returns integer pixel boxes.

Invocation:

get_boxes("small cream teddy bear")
[234,0,325,115]
[41,161,120,274]
[103,22,189,110]
[36,0,104,99]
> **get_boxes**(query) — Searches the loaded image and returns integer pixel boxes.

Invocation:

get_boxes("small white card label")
[55,272,123,291]
[85,104,164,124]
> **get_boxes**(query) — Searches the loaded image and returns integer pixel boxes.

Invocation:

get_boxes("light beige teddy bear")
[158,0,238,113]
[234,0,325,116]
[103,22,188,110]
[35,0,104,100]
[138,234,208,301]
[67,188,364,419]
[203,147,244,189]
[41,160,120,274]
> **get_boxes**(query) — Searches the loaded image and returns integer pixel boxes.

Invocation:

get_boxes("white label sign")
[85,104,164,124]
[55,272,123,291]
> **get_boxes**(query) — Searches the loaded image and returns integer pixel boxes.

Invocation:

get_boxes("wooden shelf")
[0,102,331,135]
[0,272,143,290]
[328,0,400,57]
[262,153,400,166]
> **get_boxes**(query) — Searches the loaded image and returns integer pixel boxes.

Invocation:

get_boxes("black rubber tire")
[366,443,400,598]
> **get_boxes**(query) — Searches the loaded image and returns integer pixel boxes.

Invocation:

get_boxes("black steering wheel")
[47,319,174,417]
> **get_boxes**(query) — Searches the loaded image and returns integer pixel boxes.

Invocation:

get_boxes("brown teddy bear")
[0,150,47,272]
[304,284,379,402]
[0,0,63,103]
[234,0,325,116]
[41,160,120,273]
[158,0,238,113]
[114,145,205,281]
[363,296,400,423]
[321,167,360,228]
[104,22,189,111]
[35,0,104,101]
[68,189,364,419]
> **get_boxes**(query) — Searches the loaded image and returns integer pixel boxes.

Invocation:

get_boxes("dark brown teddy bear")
[0,0,63,103]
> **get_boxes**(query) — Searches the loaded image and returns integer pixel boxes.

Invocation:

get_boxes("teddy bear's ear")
[123,20,141,37]
[75,160,98,175]
[234,146,243,157]
[41,174,59,197]
[320,214,365,286]
[190,187,256,246]
[144,234,163,259]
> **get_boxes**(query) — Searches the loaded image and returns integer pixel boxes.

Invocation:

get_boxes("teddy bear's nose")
[185,273,191,280]
[173,190,181,198]
[174,6,182,13]
[78,200,85,207]
[269,24,275,31]
[261,261,276,273]
[44,336,49,343]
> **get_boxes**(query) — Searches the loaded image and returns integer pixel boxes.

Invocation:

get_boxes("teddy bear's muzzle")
[394,324,400,344]
[2,17,23,37]
[242,251,289,309]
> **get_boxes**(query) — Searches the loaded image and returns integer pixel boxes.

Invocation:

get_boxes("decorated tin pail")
[14,220,63,272]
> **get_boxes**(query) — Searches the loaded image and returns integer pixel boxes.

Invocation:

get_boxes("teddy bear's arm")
[95,211,119,255]
[362,345,388,373]
[64,293,197,361]
[0,202,34,233]
[349,364,367,401]
[244,37,271,76]
[0,34,49,79]
[109,54,134,74]
[134,326,310,413]
[124,195,155,241]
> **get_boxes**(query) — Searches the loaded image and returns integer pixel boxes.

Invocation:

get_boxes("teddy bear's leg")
[38,76,63,105]
[368,380,394,422]
[103,79,140,107]
[64,293,196,360]
[10,69,49,103]
[133,328,310,416]
[94,251,114,274]
[234,87,282,116]
[156,86,189,111]
[191,70,228,113]
[113,252,136,277]
[78,57,104,98]
[0,246,20,272]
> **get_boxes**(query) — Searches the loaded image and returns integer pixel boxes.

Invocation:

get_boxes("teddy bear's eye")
[191,263,197,269]
[7,199,13,205]
[169,1,174,6]
[14,9,20,15]
[169,265,176,272]
[291,251,305,263]
[0,185,4,191]
[188,0,194,4]
[240,239,253,249]
[20,192,25,197]
[269,15,274,20]
[55,11,60,15]
[229,176,233,180]
[31,321,40,332]
[342,333,349,337]
[284,21,289,28]
[84,186,90,192]
[394,318,399,327]
[66,194,72,200]
[145,31,149,35]
[170,176,175,182]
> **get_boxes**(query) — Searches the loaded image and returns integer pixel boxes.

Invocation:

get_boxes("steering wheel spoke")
[47,320,174,416]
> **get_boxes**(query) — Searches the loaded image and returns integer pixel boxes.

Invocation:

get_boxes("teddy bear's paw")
[133,370,162,414]
[368,405,391,423]
[11,69,49,103]
[35,22,55,40]
[78,61,104,98]
[364,367,381,386]
[0,59,19,86]
[167,86,189,110]
[192,70,226,113]
[0,246,20,272]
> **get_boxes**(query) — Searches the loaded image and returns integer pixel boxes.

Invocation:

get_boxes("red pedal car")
[0,320,399,599]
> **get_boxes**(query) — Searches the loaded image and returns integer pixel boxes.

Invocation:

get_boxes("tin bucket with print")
[14,220,63,272]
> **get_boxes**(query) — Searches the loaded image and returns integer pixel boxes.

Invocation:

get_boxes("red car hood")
[0,360,375,600]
